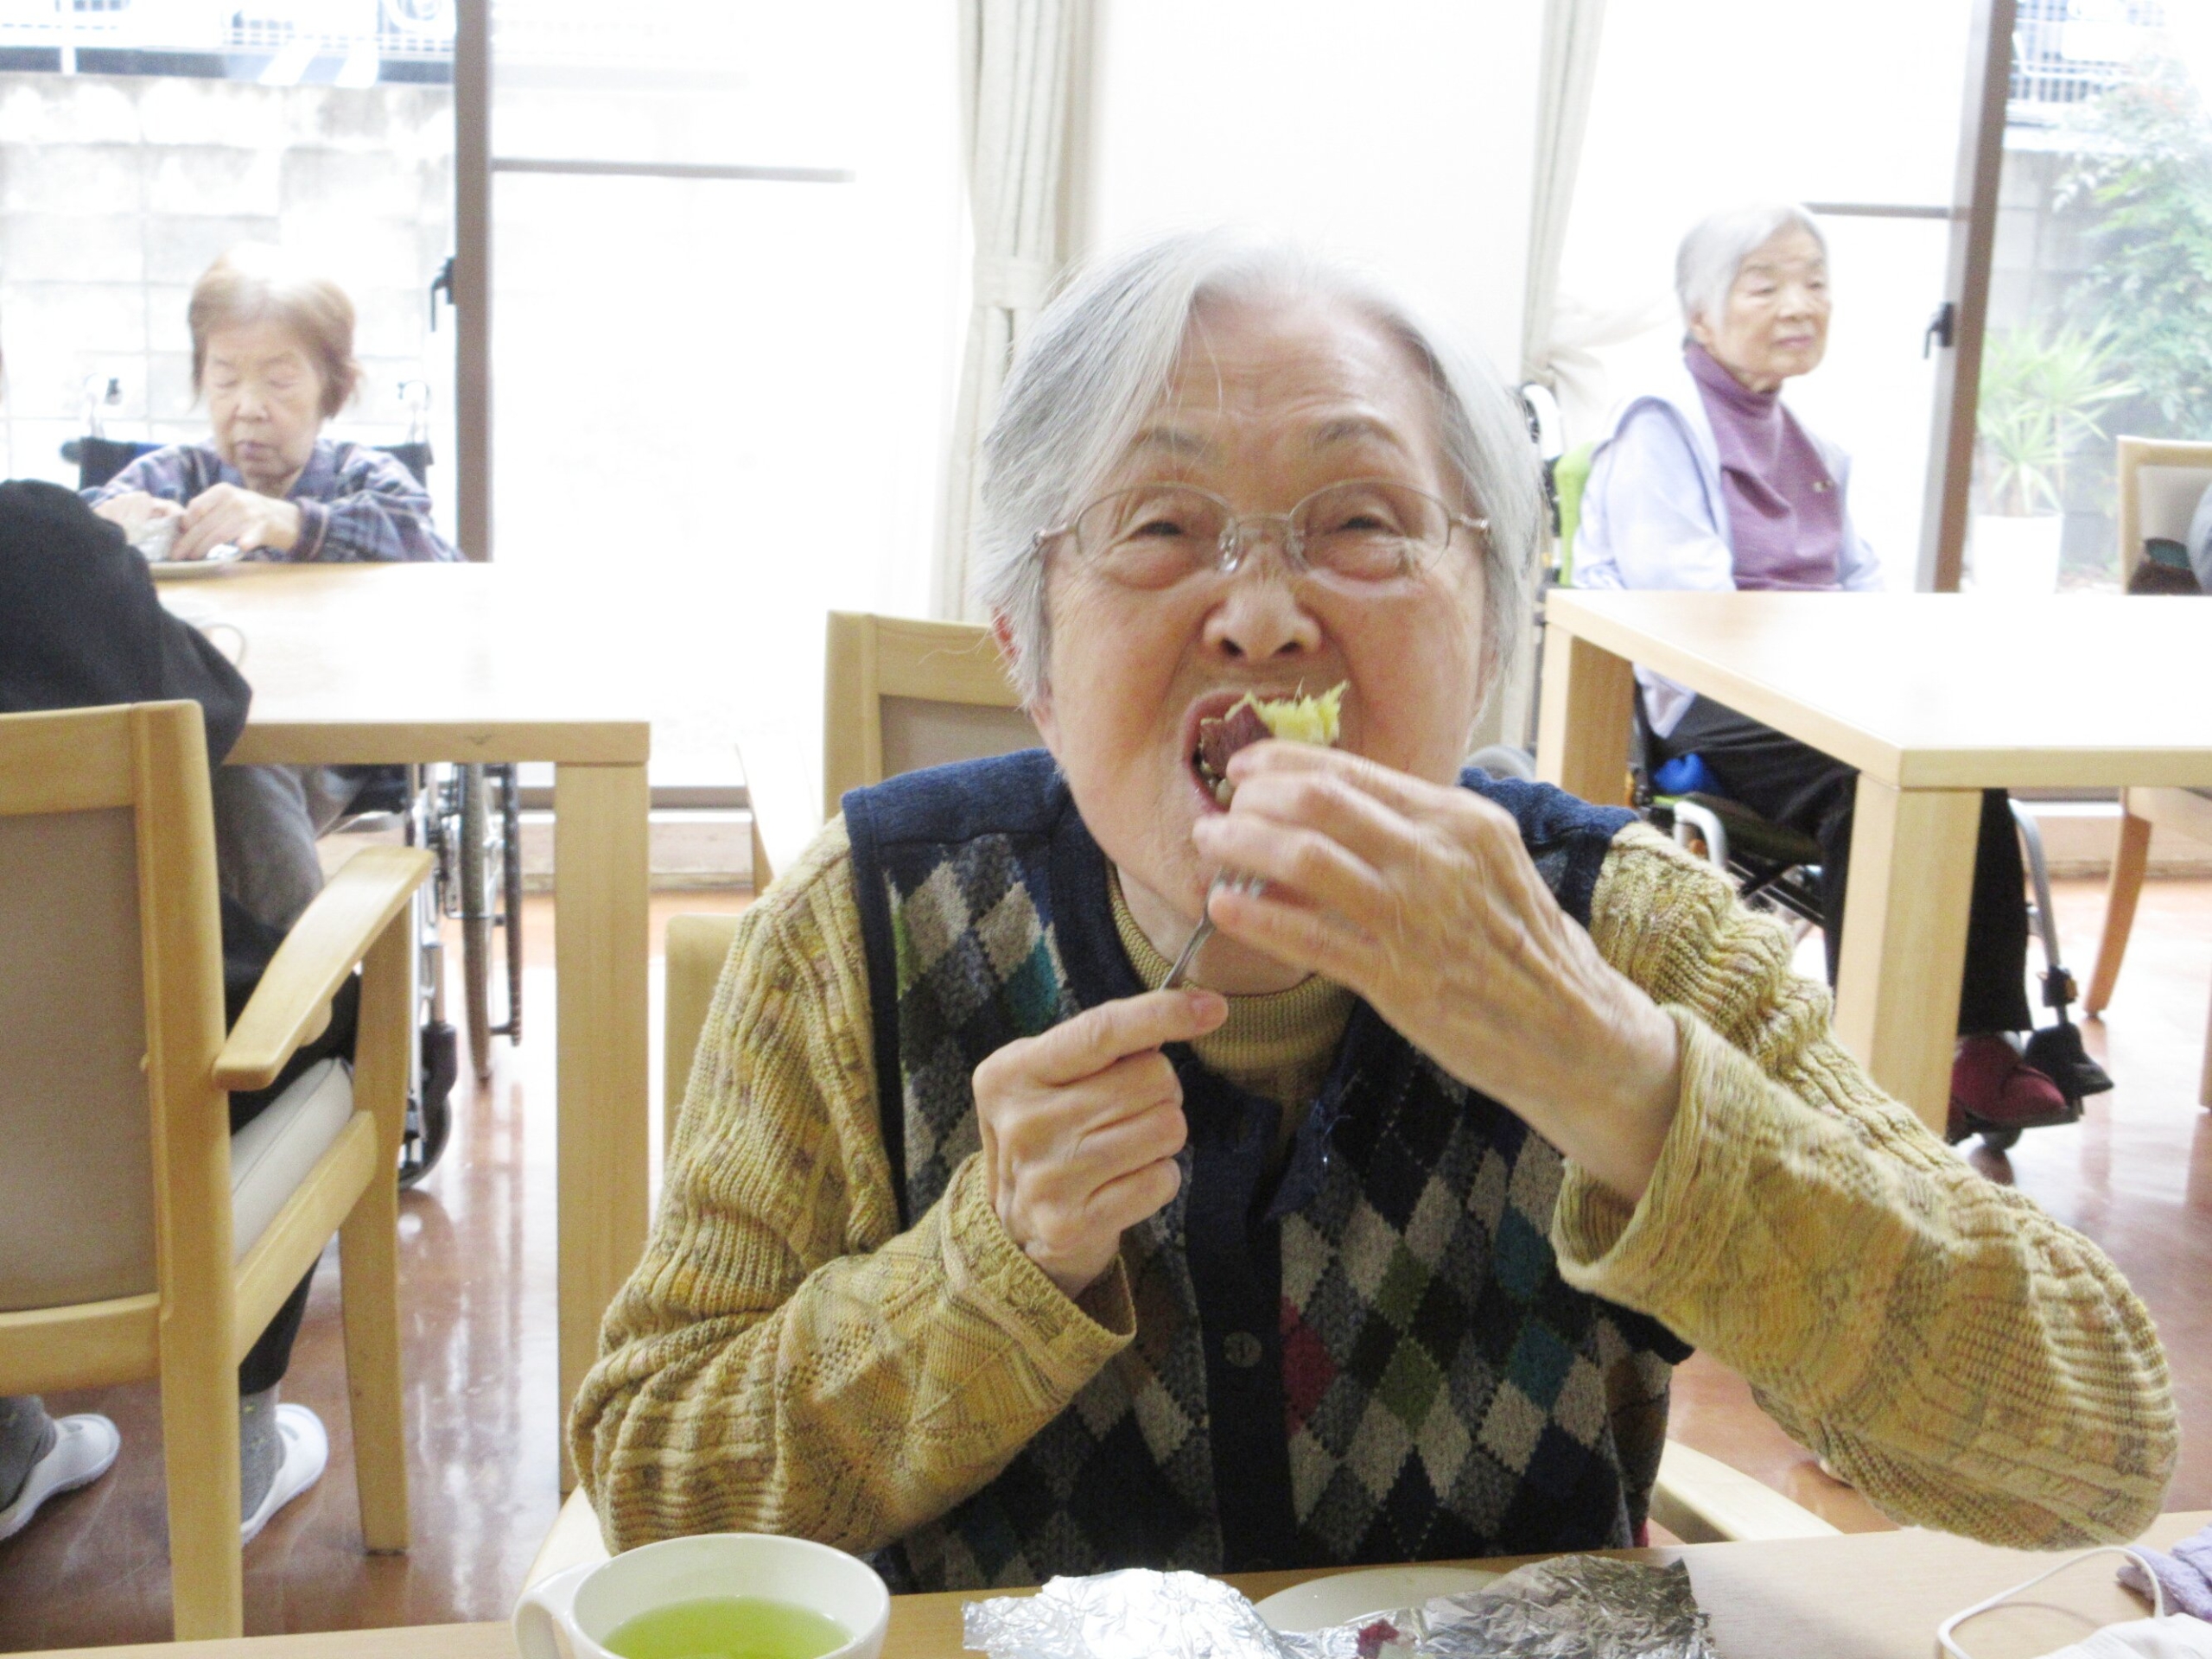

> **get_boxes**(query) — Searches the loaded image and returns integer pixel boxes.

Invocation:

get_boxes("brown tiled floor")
[2,880,2207,1648]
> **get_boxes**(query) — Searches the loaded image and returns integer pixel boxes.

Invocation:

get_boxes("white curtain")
[935,0,1085,620]
[1519,0,1611,434]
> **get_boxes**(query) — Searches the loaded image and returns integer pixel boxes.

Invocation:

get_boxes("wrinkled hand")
[973,988,1226,1298]
[174,483,302,562]
[91,492,183,535]
[1192,743,1681,1204]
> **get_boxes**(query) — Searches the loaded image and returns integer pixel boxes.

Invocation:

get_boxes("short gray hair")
[973,229,1542,718]
[1674,203,1827,330]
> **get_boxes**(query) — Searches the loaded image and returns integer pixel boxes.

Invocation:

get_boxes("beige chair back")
[668,615,1038,1141]
[0,804,157,1309]
[2116,435,2212,583]
[0,705,228,1325]
[821,613,1037,820]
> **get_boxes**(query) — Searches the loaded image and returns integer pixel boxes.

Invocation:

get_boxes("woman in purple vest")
[573,231,2171,1586]
[1573,202,2062,1141]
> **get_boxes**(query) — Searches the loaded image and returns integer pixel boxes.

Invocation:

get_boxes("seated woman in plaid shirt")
[85,245,459,929]
[86,244,457,567]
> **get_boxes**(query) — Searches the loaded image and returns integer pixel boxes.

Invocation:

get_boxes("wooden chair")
[2085,436,2212,1107]
[530,615,1831,1586]
[820,611,1038,821]
[0,702,429,1639]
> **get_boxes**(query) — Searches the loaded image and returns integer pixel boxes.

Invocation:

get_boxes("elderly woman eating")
[1573,203,2063,1142]
[86,244,455,568]
[573,232,2173,1587]
[83,245,458,932]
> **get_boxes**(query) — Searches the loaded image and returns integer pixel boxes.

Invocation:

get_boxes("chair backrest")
[2116,435,2212,584]
[820,612,1039,819]
[664,615,1036,1140]
[73,436,160,493]
[0,704,229,1321]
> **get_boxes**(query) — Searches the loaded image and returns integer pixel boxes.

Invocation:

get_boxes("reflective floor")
[0,880,2206,1648]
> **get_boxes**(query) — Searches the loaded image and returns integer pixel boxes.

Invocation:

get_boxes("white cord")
[1936,1547,2167,1657]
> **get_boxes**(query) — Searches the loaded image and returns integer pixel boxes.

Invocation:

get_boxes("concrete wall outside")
[0,71,454,529]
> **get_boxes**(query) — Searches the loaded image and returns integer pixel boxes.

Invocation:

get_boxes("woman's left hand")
[1192,742,1682,1204]
[175,484,302,561]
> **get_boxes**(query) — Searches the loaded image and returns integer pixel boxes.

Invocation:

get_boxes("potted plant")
[1972,322,2134,594]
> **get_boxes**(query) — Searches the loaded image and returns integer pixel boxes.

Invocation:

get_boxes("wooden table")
[156,562,652,1482]
[41,1511,2209,1657]
[1535,591,2212,1130]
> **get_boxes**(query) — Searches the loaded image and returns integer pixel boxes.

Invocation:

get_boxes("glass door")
[1965,0,2212,593]
[1557,0,1979,590]
[0,0,457,525]
[458,0,963,799]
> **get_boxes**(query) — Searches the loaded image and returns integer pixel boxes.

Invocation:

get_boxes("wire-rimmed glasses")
[1033,478,1486,589]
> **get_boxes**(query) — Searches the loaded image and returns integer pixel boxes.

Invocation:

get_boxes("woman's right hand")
[973,988,1225,1299]
[91,492,181,534]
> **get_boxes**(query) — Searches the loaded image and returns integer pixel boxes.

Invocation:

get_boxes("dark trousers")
[1654,696,2032,1035]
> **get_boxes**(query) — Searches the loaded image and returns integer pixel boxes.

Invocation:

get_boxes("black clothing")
[0,480,249,747]
[1,479,342,1386]
[1652,695,2032,1034]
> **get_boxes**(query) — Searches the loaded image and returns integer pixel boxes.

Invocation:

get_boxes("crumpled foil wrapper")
[963,1569,1293,1659]
[963,1558,1713,1659]
[1419,1557,1716,1659]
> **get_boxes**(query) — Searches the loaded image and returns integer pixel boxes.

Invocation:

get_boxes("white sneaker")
[0,1413,121,1542]
[240,1403,327,1546]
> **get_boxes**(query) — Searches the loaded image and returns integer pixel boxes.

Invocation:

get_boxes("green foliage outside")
[2056,58,2212,441]
[1975,322,2134,517]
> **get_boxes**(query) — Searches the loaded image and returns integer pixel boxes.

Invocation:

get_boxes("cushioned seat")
[228,1058,353,1262]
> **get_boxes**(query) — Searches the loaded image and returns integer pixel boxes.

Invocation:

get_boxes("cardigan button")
[1222,1331,1264,1369]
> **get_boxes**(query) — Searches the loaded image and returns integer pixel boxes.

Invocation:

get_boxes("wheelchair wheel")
[399,1018,459,1188]
[459,764,495,1080]
[498,764,524,1046]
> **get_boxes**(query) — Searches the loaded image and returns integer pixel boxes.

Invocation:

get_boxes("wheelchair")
[67,413,521,1185]
[1643,765,2112,1151]
[1513,410,2111,1153]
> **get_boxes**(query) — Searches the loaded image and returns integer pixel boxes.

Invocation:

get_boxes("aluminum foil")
[963,1569,1294,1659]
[963,1558,1713,1659]
[1420,1557,1716,1659]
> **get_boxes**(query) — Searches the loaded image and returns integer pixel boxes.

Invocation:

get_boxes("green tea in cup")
[513,1531,888,1659]
[602,1594,850,1659]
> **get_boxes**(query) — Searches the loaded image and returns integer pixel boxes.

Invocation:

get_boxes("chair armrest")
[1649,1439,1840,1543]
[213,845,433,1092]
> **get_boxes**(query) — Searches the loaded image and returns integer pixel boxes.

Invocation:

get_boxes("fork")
[1161,874,1259,990]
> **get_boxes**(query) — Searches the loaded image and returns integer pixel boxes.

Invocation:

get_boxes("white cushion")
[230,1058,355,1262]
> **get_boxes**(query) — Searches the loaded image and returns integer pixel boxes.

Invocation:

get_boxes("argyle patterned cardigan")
[836,753,1685,1587]
[574,753,2177,1584]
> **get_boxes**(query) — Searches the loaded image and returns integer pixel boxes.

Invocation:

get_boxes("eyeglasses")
[1033,478,1486,590]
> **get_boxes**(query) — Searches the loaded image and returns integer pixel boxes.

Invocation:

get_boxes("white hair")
[972,229,1543,718]
[1674,203,1827,330]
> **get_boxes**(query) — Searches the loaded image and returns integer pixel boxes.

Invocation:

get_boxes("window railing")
[2008,0,2167,114]
[0,0,454,65]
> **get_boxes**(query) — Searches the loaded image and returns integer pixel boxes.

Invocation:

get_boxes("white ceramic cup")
[512,1532,889,1659]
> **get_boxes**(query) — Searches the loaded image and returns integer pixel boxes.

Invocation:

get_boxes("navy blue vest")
[843,751,1688,1592]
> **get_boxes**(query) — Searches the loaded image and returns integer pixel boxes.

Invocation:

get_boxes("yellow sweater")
[574,817,2176,1557]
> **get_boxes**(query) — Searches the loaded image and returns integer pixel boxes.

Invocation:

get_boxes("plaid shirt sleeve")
[82,442,459,563]
[81,444,219,509]
[287,444,459,563]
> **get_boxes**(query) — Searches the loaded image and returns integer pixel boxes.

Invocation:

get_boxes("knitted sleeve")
[569,820,1135,1553]
[1555,823,2177,1548]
